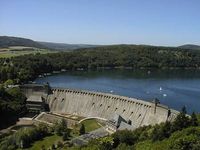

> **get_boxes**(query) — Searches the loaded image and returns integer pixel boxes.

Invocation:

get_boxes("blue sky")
[0,0,200,46]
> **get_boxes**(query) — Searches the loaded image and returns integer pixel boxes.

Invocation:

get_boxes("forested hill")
[1,35,200,51]
[0,36,46,49]
[0,36,100,50]
[38,41,100,51]
[179,44,200,50]
[1,44,200,84]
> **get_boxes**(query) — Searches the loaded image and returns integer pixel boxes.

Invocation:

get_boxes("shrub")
[79,124,85,135]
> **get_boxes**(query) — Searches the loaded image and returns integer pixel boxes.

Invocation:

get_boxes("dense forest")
[0,86,26,129]
[1,45,200,84]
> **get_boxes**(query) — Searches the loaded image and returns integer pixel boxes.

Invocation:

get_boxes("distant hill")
[1,35,200,51]
[38,41,100,51]
[0,36,46,49]
[178,44,200,50]
[0,36,100,50]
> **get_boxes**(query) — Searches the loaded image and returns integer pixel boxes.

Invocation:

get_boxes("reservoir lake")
[35,69,200,114]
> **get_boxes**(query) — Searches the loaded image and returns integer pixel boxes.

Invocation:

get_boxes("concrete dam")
[20,84,179,130]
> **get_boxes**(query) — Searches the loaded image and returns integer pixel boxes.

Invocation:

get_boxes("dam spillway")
[46,87,178,128]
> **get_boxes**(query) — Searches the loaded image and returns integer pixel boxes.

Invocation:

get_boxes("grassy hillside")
[0,46,56,58]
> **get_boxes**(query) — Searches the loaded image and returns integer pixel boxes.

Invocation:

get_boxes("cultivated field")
[0,46,56,58]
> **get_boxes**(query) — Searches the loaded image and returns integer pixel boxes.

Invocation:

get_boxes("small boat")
[110,90,113,93]
[53,71,60,74]
[38,75,43,78]
[61,69,67,72]
[159,87,162,91]
[46,73,51,76]
[163,94,167,97]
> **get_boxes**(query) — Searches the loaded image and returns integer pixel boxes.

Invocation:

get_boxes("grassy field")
[29,134,62,150]
[81,119,101,132]
[0,46,57,58]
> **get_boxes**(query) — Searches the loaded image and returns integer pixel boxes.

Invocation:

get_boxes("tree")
[112,130,137,147]
[151,122,172,141]
[169,135,200,150]
[54,119,68,136]
[62,132,68,141]
[0,67,7,81]
[190,112,198,126]
[4,79,14,87]
[151,126,161,141]
[88,137,114,150]
[57,141,63,148]
[37,123,49,137]
[182,106,187,114]
[161,121,172,138]
[98,137,114,150]
[116,143,135,150]
[41,145,45,150]
[172,106,190,131]
[51,144,56,150]
[79,124,85,135]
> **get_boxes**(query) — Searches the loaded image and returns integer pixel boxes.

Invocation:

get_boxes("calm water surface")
[35,69,200,113]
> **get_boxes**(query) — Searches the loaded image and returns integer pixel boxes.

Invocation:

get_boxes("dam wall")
[46,88,179,128]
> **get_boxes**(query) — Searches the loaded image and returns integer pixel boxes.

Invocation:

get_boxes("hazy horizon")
[0,0,200,46]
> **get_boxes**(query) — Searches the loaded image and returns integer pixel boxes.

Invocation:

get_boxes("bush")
[62,132,68,141]
[79,124,85,135]
[53,119,68,136]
